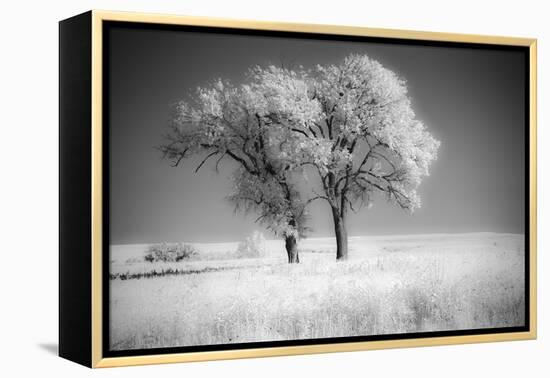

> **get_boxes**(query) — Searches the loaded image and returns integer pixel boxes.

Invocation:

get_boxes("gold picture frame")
[59,9,537,368]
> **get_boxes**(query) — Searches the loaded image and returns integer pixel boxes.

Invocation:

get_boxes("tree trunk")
[285,234,300,263]
[332,206,348,260]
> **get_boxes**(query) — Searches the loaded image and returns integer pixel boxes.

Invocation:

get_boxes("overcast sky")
[107,23,526,245]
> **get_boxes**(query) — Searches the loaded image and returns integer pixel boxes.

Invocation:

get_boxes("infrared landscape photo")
[106,24,527,352]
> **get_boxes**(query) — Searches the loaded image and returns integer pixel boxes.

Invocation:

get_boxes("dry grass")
[109,233,525,350]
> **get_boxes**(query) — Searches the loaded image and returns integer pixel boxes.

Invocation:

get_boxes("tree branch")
[194,151,219,173]
[226,150,255,174]
[313,122,326,138]
[297,194,330,219]
[291,128,309,138]
[170,148,189,167]
[308,126,318,138]
[214,152,227,173]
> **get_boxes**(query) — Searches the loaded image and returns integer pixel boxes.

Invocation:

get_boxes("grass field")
[109,233,525,351]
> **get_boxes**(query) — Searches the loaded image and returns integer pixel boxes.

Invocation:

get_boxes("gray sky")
[107,24,526,244]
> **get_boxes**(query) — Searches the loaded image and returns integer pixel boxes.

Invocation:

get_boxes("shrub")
[144,243,199,262]
[235,231,267,258]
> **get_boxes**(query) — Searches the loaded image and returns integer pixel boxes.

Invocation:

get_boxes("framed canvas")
[59,10,537,368]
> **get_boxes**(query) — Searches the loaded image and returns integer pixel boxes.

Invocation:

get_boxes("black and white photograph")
[105,22,528,353]
[3,0,549,374]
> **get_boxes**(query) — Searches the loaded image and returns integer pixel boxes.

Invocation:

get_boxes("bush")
[236,231,267,258]
[144,243,199,262]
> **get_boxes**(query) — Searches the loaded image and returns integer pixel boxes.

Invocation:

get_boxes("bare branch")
[344,195,358,213]
[313,122,326,138]
[171,148,189,167]
[194,151,219,173]
[226,150,256,174]
[308,126,318,138]
[254,213,268,223]
[214,152,227,173]
[291,128,309,138]
[297,194,330,219]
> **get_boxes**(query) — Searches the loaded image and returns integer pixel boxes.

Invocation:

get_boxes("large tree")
[254,55,441,260]
[161,54,440,262]
[159,77,315,263]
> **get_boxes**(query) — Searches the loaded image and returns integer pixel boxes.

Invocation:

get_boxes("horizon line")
[110,230,524,247]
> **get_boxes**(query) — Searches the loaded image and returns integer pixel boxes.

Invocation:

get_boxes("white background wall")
[0,0,547,376]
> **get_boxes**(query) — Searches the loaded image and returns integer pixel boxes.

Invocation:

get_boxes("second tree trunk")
[285,234,299,263]
[332,206,348,260]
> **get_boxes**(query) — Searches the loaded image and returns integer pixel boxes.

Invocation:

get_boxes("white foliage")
[161,53,441,236]
[248,54,441,213]
[235,231,267,258]
[162,75,309,239]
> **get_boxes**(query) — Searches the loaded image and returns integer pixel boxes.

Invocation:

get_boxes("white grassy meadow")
[109,233,525,351]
